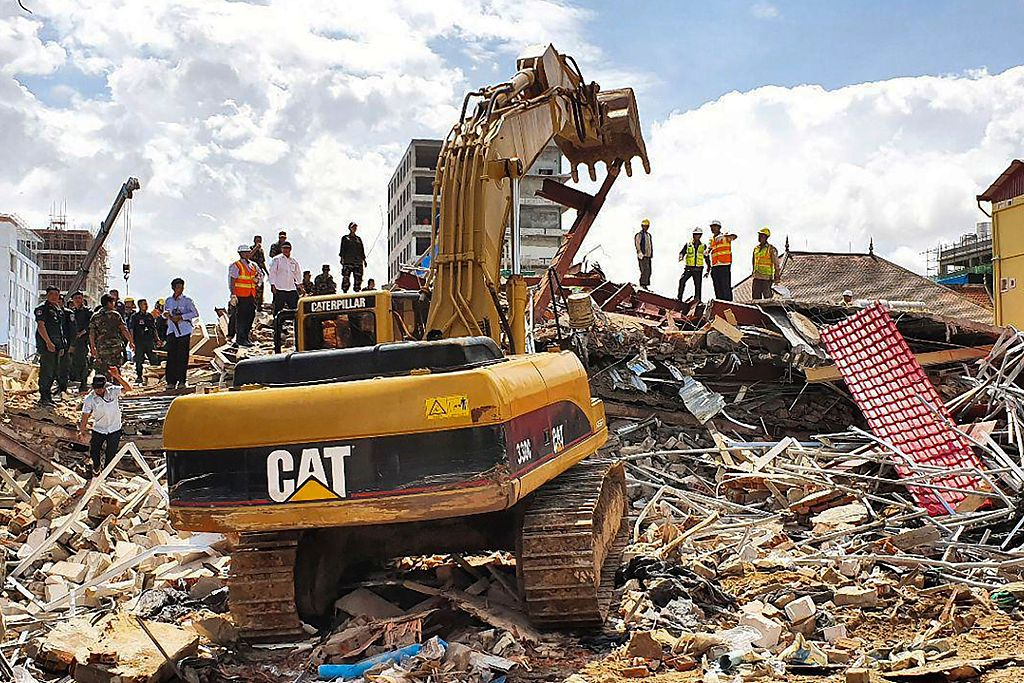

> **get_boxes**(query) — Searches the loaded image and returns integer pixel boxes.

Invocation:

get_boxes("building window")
[415,236,431,256]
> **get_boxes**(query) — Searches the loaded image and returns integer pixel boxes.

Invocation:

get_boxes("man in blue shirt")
[162,278,199,390]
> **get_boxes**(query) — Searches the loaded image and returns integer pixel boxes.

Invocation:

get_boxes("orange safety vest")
[232,260,257,297]
[753,245,776,279]
[710,234,732,266]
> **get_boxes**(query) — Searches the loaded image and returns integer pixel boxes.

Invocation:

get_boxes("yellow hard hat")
[124,297,135,303]
[641,218,650,226]
[758,227,771,236]
[156,298,165,306]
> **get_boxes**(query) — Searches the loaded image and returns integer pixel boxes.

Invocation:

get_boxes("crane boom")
[64,176,141,296]
[425,45,648,350]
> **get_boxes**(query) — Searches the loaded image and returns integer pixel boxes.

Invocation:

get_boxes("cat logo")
[308,297,369,314]
[266,446,352,503]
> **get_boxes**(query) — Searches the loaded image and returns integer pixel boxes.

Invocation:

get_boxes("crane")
[63,177,140,297]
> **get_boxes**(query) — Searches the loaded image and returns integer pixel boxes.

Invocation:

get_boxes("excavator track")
[518,460,628,628]
[227,531,305,641]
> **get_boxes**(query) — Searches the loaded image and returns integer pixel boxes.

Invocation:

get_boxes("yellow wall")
[993,195,1024,327]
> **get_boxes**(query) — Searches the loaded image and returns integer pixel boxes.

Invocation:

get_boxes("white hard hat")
[842,289,853,297]
[237,244,250,252]
[692,227,703,235]
[710,219,722,227]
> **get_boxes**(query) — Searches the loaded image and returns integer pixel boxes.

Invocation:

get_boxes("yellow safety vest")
[710,235,732,266]
[232,260,257,297]
[753,245,776,279]
[682,242,706,267]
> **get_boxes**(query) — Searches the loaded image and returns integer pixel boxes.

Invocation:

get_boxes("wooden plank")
[804,345,992,384]
[710,316,744,344]
[0,423,54,470]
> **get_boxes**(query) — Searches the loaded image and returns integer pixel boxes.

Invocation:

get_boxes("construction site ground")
[4,300,1024,683]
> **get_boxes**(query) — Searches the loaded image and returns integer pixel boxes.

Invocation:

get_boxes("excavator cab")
[280,289,428,353]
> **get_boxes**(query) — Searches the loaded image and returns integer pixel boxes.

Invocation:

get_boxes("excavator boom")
[425,45,649,346]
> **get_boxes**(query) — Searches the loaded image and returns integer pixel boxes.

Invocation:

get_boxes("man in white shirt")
[77,367,132,475]
[268,241,305,317]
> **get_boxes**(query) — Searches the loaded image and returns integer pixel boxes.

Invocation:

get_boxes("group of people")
[634,219,782,303]
[34,281,201,406]
[225,223,375,346]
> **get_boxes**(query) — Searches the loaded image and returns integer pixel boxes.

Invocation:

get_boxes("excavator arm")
[425,45,649,349]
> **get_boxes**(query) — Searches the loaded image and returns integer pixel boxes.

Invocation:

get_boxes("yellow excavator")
[163,45,649,640]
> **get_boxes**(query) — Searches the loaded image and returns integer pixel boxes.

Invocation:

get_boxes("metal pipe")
[510,174,521,276]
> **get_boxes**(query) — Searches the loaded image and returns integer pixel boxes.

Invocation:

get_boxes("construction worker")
[841,289,855,306]
[339,221,367,292]
[77,369,132,476]
[89,294,133,375]
[129,299,159,383]
[677,228,707,303]
[268,241,303,317]
[708,220,738,301]
[250,235,269,310]
[229,244,260,347]
[66,291,92,393]
[123,297,136,319]
[153,298,168,347]
[314,264,337,295]
[751,227,782,300]
[268,230,288,258]
[34,286,67,407]
[634,218,653,289]
[163,278,199,390]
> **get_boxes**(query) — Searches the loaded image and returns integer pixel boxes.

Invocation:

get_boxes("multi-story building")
[33,214,108,305]
[934,221,993,280]
[0,214,41,360]
[979,159,1024,327]
[386,139,567,282]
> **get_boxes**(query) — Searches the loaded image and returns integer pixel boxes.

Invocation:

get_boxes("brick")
[784,595,817,622]
[47,561,88,583]
[823,623,848,642]
[846,668,870,683]
[835,586,878,608]
[738,612,783,648]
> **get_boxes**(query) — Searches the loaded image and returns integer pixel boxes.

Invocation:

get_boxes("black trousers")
[711,265,732,301]
[90,429,122,471]
[38,349,61,402]
[235,296,256,345]
[341,264,363,293]
[272,289,299,318]
[164,334,191,386]
[677,266,703,302]
[638,257,652,288]
[134,342,158,382]
[69,340,90,389]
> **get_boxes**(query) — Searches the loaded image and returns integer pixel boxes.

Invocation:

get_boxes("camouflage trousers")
[93,345,126,374]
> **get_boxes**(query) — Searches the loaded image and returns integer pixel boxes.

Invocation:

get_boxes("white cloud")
[577,67,1024,299]
[751,2,779,19]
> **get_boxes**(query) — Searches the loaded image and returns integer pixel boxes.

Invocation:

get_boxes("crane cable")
[122,196,132,291]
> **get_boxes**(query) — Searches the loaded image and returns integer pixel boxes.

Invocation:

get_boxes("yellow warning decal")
[425,395,470,420]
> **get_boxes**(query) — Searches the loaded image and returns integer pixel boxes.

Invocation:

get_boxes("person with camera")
[163,278,199,390]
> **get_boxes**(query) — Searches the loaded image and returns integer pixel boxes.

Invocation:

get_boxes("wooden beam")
[0,423,54,470]
[804,345,992,384]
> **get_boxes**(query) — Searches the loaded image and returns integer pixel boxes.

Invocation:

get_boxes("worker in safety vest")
[751,227,781,300]
[708,219,738,301]
[228,244,261,347]
[677,228,707,303]
[634,218,653,289]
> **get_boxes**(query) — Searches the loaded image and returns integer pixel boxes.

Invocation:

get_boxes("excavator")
[163,45,649,640]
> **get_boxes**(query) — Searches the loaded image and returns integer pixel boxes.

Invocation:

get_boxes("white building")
[386,139,567,281]
[0,214,42,360]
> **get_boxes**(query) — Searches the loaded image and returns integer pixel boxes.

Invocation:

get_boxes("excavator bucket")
[558,87,650,181]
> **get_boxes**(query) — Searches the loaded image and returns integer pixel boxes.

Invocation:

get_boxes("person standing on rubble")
[229,244,260,347]
[129,299,159,383]
[34,286,68,407]
[250,235,269,311]
[89,294,134,375]
[314,264,337,295]
[677,228,707,303]
[301,270,314,296]
[269,230,288,258]
[634,218,653,289]
[268,241,303,318]
[708,220,737,301]
[153,298,168,349]
[163,278,199,390]
[339,221,367,292]
[751,227,782,300]
[78,369,132,476]
[365,278,376,291]
[66,291,93,393]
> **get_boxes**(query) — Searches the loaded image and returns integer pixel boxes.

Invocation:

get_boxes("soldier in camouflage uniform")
[89,294,134,373]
